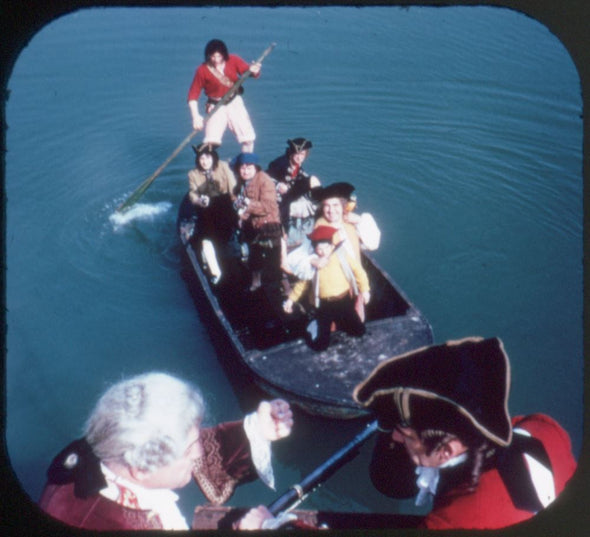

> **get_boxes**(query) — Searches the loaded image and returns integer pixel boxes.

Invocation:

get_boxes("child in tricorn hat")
[353,337,577,530]
[267,138,321,244]
[283,225,370,351]
[188,143,238,241]
[267,138,321,265]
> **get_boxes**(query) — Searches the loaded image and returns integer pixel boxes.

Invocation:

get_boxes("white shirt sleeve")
[356,212,381,251]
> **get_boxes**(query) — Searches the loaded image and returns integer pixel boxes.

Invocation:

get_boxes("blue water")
[5,5,583,523]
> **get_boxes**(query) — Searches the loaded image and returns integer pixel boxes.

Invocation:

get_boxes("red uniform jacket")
[38,421,258,530]
[423,414,577,530]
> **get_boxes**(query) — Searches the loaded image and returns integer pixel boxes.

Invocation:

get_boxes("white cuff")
[244,411,275,489]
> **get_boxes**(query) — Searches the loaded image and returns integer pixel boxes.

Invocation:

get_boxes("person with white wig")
[39,372,293,530]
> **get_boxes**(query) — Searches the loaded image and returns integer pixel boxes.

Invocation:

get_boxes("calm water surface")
[5,5,583,521]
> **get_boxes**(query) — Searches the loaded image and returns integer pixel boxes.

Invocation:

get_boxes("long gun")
[267,420,378,516]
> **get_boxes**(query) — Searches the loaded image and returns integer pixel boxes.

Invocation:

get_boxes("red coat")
[423,414,577,530]
[38,421,258,530]
[187,54,259,101]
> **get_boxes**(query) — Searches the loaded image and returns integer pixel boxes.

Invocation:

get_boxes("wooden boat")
[192,504,422,530]
[177,193,433,419]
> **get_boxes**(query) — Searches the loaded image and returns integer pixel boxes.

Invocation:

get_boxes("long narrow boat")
[177,193,433,419]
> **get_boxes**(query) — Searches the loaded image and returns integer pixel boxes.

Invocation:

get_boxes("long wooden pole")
[116,43,276,213]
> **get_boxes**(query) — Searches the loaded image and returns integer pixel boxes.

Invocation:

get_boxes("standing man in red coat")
[353,337,577,530]
[188,39,261,152]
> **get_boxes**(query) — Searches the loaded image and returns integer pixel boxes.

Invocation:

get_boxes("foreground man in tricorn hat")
[353,337,577,530]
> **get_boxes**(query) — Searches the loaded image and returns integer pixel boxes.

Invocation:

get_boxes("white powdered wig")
[85,372,205,473]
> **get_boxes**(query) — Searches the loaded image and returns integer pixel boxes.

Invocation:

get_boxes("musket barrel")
[268,420,378,516]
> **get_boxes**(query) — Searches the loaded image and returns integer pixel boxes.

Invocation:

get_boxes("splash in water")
[109,201,173,230]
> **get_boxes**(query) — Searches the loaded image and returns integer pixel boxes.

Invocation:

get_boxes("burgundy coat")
[38,421,258,530]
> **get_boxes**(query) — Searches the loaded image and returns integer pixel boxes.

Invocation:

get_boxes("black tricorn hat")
[353,337,513,447]
[314,182,356,203]
[192,142,218,156]
[192,143,220,169]
[286,137,313,154]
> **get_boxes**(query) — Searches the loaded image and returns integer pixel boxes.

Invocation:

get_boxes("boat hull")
[178,194,433,419]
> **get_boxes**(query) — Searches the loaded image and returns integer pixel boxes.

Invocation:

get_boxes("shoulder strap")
[207,63,233,88]
[495,432,554,513]
[335,248,358,296]
[313,269,320,308]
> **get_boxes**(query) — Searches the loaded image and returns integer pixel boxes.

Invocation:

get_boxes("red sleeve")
[229,54,260,79]
[187,64,206,101]
[192,421,258,504]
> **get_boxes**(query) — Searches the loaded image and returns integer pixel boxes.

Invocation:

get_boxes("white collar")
[414,452,468,506]
[99,463,188,530]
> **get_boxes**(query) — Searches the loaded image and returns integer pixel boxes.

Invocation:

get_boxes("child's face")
[239,163,257,181]
[314,241,333,257]
[199,153,213,171]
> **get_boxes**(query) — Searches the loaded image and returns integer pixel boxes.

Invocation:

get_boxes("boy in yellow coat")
[283,226,370,351]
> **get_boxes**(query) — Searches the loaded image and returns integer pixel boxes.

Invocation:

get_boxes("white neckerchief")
[415,430,556,510]
[99,463,188,530]
[414,452,468,506]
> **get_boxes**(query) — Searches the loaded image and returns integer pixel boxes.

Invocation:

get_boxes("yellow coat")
[289,250,369,305]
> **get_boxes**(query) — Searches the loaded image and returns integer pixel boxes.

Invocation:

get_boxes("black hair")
[204,39,229,62]
[194,145,220,171]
